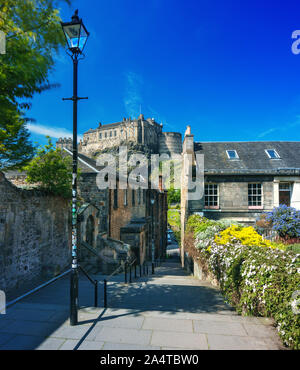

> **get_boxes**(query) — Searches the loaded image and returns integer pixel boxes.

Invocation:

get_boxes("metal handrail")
[80,240,101,259]
[78,265,98,307]
[5,268,72,310]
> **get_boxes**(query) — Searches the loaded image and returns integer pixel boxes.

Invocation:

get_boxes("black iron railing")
[103,258,162,308]
[5,268,72,310]
[78,265,98,307]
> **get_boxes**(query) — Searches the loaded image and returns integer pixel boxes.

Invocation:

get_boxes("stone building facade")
[180,126,300,264]
[0,172,70,297]
[62,149,168,267]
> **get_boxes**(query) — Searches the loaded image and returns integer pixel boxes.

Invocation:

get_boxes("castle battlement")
[56,115,182,158]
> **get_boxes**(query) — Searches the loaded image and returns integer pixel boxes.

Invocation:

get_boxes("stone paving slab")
[0,261,284,350]
[151,331,208,349]
[94,327,152,346]
[142,317,193,333]
[193,320,247,336]
[206,334,279,350]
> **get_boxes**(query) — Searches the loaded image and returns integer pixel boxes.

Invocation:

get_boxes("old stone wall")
[78,173,109,233]
[0,172,70,296]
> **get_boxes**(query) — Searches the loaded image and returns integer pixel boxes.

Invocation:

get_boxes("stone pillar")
[273,181,279,208]
[180,127,194,268]
[291,181,300,210]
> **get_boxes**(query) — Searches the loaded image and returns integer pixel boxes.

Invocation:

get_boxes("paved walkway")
[0,261,283,350]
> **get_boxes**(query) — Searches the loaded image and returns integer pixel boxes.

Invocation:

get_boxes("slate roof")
[63,148,104,173]
[194,141,300,175]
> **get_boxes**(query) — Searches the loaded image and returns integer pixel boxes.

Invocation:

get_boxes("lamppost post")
[70,55,79,326]
[150,193,155,271]
[61,10,89,326]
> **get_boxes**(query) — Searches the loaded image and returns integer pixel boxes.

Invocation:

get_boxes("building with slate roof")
[180,126,300,242]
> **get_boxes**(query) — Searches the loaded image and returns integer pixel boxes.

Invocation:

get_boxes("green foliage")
[0,0,70,170]
[167,187,180,205]
[168,209,181,243]
[187,215,300,349]
[24,137,73,198]
[286,244,300,254]
[187,215,241,250]
[206,243,300,349]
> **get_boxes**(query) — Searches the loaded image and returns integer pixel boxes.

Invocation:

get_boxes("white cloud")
[27,123,83,141]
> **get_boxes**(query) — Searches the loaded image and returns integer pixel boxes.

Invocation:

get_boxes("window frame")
[123,189,128,206]
[265,149,280,159]
[248,183,263,209]
[226,150,239,160]
[204,183,219,209]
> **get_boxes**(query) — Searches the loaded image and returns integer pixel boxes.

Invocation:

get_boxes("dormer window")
[226,150,239,160]
[265,149,280,159]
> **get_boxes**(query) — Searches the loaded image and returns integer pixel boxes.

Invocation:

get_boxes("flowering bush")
[187,214,300,349]
[214,225,277,249]
[189,218,240,250]
[206,242,300,349]
[266,205,300,239]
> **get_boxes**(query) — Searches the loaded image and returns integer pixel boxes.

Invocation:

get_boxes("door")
[279,183,291,207]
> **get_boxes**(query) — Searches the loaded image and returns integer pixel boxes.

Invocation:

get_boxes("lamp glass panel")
[63,23,81,49]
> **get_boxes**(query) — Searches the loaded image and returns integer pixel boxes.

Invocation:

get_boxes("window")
[226,150,239,159]
[124,189,128,206]
[132,189,135,206]
[114,130,117,137]
[99,133,102,139]
[105,132,107,138]
[205,184,219,208]
[113,188,118,209]
[248,183,262,207]
[143,189,146,204]
[138,188,141,204]
[110,131,112,137]
[265,149,280,159]
[279,183,291,206]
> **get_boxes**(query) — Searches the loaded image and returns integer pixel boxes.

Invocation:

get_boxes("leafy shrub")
[187,216,242,250]
[215,225,278,249]
[24,137,74,198]
[187,214,300,349]
[206,242,300,349]
[266,205,300,239]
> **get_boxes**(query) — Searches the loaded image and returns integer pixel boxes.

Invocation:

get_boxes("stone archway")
[86,215,95,247]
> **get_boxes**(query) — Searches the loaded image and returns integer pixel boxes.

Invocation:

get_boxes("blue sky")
[27,0,300,146]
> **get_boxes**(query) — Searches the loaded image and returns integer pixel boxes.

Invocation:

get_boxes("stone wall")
[78,173,109,233]
[0,172,70,296]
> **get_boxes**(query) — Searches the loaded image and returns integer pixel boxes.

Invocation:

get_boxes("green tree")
[167,187,181,205]
[24,137,73,198]
[0,0,70,170]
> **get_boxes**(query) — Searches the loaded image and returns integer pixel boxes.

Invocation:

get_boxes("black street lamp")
[61,9,90,326]
[150,193,155,272]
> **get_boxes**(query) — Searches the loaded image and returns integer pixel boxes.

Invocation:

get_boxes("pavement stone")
[0,334,46,350]
[0,260,284,350]
[102,342,161,350]
[243,324,278,338]
[142,317,193,333]
[207,334,272,350]
[193,320,247,336]
[95,327,152,346]
[150,331,208,350]
[36,338,66,350]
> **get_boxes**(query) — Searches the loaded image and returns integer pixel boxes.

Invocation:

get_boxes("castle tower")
[158,132,182,156]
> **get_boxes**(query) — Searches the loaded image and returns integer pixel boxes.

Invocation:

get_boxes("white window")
[124,189,128,206]
[205,184,219,207]
[248,183,262,207]
[226,150,239,159]
[265,149,280,159]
